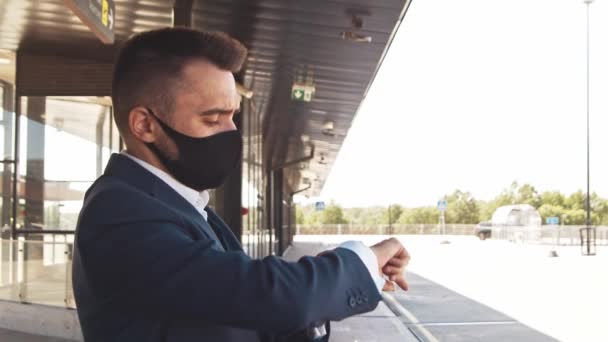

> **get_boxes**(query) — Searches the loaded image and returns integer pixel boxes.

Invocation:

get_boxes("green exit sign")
[291,84,315,102]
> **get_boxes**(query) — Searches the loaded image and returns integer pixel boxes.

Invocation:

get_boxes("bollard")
[580,226,596,256]
[548,225,559,257]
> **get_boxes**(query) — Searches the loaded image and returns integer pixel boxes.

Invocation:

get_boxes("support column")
[272,169,284,255]
[1,82,14,232]
[24,97,45,231]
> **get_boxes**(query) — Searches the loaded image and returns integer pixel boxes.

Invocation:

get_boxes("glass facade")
[0,91,281,255]
[241,99,268,258]
[17,96,119,233]
[0,95,119,306]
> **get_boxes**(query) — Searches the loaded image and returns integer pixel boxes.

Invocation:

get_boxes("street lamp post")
[583,0,595,255]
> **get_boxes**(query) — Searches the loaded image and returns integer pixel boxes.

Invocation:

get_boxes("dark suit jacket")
[72,154,381,341]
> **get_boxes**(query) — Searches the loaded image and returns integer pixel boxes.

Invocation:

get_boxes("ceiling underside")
[0,0,411,196]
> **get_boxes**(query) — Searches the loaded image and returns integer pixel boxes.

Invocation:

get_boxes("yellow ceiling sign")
[64,0,115,44]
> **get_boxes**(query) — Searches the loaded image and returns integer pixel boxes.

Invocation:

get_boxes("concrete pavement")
[285,239,560,342]
[0,329,73,342]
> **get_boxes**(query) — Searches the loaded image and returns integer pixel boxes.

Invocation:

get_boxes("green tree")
[479,182,519,221]
[498,181,518,205]
[303,208,322,225]
[444,190,480,224]
[398,207,439,224]
[322,202,347,224]
[294,183,608,228]
[538,204,566,223]
[566,191,586,211]
[294,204,319,225]
[478,201,495,222]
[343,207,362,225]
[563,209,587,225]
[356,206,387,225]
[540,191,566,207]
[591,194,608,224]
[516,183,541,208]
[295,206,305,225]
[384,204,404,225]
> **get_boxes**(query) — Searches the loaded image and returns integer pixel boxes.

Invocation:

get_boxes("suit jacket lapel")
[205,208,243,252]
[151,180,223,245]
[103,154,223,245]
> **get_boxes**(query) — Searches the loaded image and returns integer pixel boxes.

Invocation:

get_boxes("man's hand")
[370,238,410,292]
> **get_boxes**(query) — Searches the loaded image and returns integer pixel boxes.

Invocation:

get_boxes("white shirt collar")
[121,151,209,221]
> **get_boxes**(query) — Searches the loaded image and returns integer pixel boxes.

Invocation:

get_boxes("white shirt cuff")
[338,241,384,294]
[307,323,327,339]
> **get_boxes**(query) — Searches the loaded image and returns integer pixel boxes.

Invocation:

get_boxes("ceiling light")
[236,82,253,99]
[340,14,372,43]
[340,31,372,43]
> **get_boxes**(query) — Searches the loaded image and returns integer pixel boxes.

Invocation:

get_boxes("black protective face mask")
[145,108,242,191]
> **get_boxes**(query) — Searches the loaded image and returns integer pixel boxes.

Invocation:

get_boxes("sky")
[310,0,608,208]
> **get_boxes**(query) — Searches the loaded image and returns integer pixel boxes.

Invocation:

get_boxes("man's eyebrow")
[200,108,237,115]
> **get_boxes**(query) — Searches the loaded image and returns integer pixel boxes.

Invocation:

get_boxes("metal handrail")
[0,237,75,309]
[15,230,75,235]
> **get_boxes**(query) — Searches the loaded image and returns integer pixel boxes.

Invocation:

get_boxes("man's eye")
[205,121,220,126]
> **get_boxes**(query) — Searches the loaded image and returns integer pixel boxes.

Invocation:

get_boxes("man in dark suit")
[72,28,410,341]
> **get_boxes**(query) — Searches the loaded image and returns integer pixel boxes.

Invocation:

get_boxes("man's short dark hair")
[111,28,248,136]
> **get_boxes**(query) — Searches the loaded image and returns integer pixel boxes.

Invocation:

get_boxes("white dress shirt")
[121,151,210,221]
[121,151,384,295]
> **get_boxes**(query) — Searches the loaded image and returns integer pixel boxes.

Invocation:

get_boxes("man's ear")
[129,106,157,143]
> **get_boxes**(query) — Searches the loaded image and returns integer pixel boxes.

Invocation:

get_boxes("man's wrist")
[337,241,385,294]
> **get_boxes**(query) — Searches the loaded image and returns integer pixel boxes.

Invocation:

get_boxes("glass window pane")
[18,97,117,231]
[0,85,15,161]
